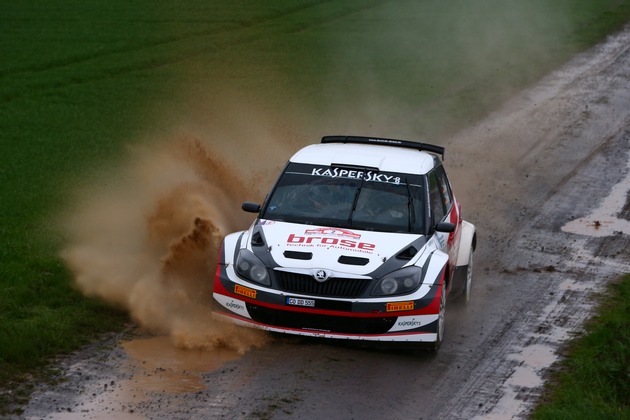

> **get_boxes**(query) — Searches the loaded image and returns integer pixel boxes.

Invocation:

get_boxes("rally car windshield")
[261,163,427,234]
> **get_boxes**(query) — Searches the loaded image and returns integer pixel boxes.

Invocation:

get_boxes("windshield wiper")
[347,176,365,226]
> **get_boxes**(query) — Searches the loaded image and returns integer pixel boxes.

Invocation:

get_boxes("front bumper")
[212,264,444,344]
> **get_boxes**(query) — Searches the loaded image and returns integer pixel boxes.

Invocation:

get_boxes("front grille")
[275,271,371,298]
[246,303,397,334]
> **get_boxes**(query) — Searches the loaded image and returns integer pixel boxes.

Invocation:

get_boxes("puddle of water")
[505,344,559,388]
[120,336,243,394]
[562,157,630,237]
[511,344,558,371]
[509,366,543,388]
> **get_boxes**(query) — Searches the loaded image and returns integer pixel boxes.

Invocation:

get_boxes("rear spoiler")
[321,135,445,160]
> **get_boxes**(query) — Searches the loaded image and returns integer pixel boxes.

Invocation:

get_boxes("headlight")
[372,266,423,296]
[235,249,270,286]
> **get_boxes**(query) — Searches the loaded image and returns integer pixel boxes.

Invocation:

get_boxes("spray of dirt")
[60,132,277,354]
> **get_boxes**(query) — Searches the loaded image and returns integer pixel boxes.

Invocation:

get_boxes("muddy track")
[19,23,630,420]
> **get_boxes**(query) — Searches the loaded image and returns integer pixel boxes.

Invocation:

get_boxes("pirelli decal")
[386,301,414,312]
[234,284,257,299]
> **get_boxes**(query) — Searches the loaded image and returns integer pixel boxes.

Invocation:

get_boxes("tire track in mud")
[447,193,630,418]
[433,27,630,418]
[0,0,391,104]
[443,211,629,418]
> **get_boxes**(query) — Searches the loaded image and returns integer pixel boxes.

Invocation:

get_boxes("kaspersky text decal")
[311,167,401,185]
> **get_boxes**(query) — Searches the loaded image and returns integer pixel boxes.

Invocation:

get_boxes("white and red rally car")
[213,136,476,349]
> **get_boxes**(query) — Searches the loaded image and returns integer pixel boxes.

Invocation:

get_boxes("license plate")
[286,297,315,307]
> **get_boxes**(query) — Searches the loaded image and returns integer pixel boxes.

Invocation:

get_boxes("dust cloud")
[59,123,288,354]
[312,1,571,140]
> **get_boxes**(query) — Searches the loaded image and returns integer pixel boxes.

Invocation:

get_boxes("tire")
[434,280,447,350]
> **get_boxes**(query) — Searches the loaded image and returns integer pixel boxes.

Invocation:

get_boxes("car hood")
[250,220,425,275]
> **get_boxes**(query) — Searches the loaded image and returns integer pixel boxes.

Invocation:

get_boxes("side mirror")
[435,222,456,233]
[242,202,261,213]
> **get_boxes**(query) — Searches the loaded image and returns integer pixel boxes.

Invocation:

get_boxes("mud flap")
[452,220,476,295]
[451,264,469,294]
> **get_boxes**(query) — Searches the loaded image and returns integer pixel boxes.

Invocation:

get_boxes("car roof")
[289,142,438,175]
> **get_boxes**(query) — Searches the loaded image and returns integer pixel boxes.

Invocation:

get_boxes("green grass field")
[2,0,630,413]
[533,276,630,419]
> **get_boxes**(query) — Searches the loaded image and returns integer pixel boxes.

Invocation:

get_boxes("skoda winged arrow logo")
[314,270,328,282]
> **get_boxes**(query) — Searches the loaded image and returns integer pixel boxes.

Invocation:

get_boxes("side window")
[435,166,453,213]
[428,172,445,223]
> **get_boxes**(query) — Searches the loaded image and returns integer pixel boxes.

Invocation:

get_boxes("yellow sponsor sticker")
[386,301,414,312]
[234,284,257,299]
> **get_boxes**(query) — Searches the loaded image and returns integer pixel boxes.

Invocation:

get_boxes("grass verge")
[533,275,630,418]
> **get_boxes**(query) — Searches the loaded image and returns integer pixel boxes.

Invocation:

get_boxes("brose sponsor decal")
[386,301,415,312]
[234,284,257,299]
[287,233,376,252]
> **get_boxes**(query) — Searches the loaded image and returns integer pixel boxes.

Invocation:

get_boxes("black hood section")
[366,236,428,280]
[250,223,266,247]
